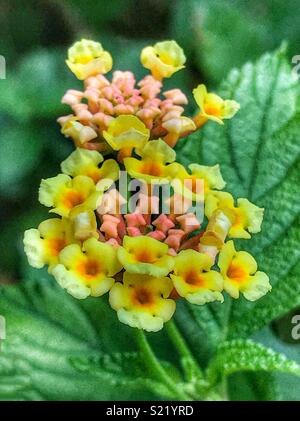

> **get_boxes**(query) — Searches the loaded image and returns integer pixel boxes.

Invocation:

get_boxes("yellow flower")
[103,115,150,153]
[61,148,119,191]
[140,40,186,80]
[218,241,271,301]
[200,209,235,250]
[61,117,98,146]
[66,39,113,80]
[170,250,224,305]
[124,139,181,184]
[205,192,264,239]
[162,117,196,135]
[109,272,176,332]
[172,163,226,202]
[118,235,175,277]
[70,209,98,241]
[23,218,74,272]
[52,237,122,299]
[162,117,196,148]
[193,84,240,125]
[39,174,102,218]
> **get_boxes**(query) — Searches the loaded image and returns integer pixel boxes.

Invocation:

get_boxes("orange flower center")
[227,262,248,283]
[86,169,101,183]
[47,238,66,257]
[133,287,155,307]
[63,190,84,209]
[204,103,221,117]
[231,209,243,229]
[77,259,102,279]
[140,161,163,177]
[135,249,157,263]
[184,270,205,287]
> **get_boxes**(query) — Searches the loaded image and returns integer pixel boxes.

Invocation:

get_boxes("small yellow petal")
[205,191,234,219]
[188,164,226,191]
[241,271,271,301]
[118,236,174,277]
[162,116,196,134]
[124,139,179,184]
[23,229,45,269]
[61,148,103,180]
[140,40,186,80]
[138,139,176,163]
[218,240,236,276]
[61,117,97,145]
[237,198,264,234]
[96,159,120,191]
[70,209,98,241]
[103,115,149,151]
[66,39,112,80]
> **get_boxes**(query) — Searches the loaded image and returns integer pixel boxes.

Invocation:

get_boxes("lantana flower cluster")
[24,39,271,332]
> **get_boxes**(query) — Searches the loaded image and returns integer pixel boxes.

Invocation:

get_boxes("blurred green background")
[1,0,300,401]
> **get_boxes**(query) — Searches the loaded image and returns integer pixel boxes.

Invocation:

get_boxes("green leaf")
[171,0,300,84]
[178,46,300,339]
[0,280,171,400]
[253,327,300,400]
[207,339,300,386]
[228,371,278,401]
[173,299,231,366]
[69,353,177,400]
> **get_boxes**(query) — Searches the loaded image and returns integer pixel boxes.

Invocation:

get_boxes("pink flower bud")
[101,86,114,100]
[163,89,188,105]
[98,98,114,115]
[164,229,185,251]
[147,230,166,241]
[125,213,147,227]
[114,104,135,115]
[127,227,142,236]
[176,213,201,233]
[61,90,83,106]
[152,214,175,233]
[100,214,120,239]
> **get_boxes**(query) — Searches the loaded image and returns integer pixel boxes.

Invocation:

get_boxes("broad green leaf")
[228,372,278,401]
[207,339,300,386]
[69,353,177,400]
[177,47,300,340]
[170,0,300,84]
[254,327,300,401]
[0,280,171,400]
[173,299,231,366]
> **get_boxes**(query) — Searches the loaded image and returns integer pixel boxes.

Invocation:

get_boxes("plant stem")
[165,320,204,382]
[134,328,190,401]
